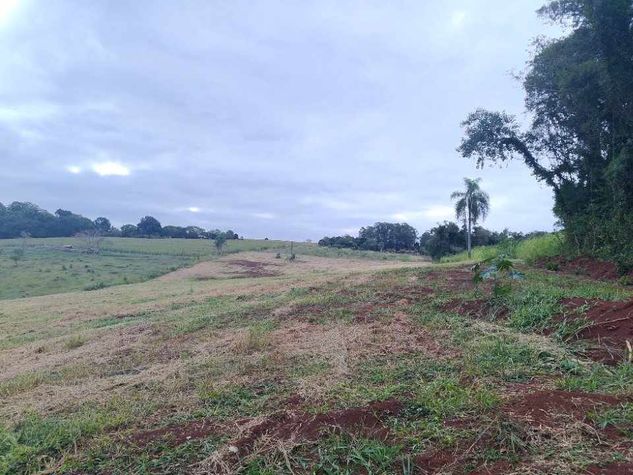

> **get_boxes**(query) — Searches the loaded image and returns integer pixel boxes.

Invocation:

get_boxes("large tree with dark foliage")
[419,221,464,261]
[0,202,95,238]
[459,0,633,270]
[136,216,162,237]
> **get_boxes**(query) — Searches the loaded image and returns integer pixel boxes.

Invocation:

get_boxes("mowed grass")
[0,247,195,300]
[0,238,427,300]
[0,248,631,474]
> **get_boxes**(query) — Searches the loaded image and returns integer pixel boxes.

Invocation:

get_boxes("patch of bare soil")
[585,461,633,474]
[504,389,621,428]
[440,299,509,320]
[413,440,518,475]
[374,285,435,305]
[537,256,633,282]
[423,267,477,291]
[559,297,633,364]
[225,259,281,278]
[200,399,403,472]
[129,419,221,448]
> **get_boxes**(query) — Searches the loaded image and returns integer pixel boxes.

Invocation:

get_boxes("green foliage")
[514,233,563,263]
[451,177,490,257]
[213,233,227,254]
[472,255,524,300]
[441,233,563,264]
[0,402,135,475]
[465,335,557,381]
[319,222,418,252]
[458,0,633,266]
[558,363,633,394]
[309,435,401,475]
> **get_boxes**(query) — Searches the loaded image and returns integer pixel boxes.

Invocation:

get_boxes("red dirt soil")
[128,418,220,448]
[226,259,281,277]
[586,462,633,474]
[440,299,509,320]
[538,256,633,282]
[423,268,478,291]
[560,297,633,364]
[504,389,621,427]
[235,399,402,448]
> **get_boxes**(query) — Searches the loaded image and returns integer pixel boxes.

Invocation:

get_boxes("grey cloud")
[0,0,558,240]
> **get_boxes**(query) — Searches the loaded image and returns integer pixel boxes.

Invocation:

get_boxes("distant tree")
[421,221,465,260]
[213,232,227,255]
[120,224,138,237]
[55,209,94,236]
[93,217,112,234]
[137,216,162,237]
[162,225,187,239]
[451,178,490,258]
[184,226,206,239]
[358,222,418,251]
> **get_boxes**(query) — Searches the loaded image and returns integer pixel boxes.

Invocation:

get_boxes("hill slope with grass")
[0,245,631,474]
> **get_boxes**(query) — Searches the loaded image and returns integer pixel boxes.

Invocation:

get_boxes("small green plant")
[472,255,524,299]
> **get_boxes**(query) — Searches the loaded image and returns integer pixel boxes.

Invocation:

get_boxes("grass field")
[0,240,631,474]
[0,238,425,300]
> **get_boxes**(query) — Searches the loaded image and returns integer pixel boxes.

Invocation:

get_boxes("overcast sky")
[0,0,561,240]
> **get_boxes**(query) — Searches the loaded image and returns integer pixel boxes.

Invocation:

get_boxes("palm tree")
[451,178,490,258]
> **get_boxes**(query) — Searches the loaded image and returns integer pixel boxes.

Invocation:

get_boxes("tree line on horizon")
[318,221,546,260]
[0,201,239,240]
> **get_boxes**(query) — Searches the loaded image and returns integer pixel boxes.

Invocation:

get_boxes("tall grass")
[440,233,563,264]
[514,234,563,262]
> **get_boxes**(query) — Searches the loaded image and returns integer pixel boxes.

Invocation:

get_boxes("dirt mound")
[129,418,220,448]
[440,299,508,320]
[538,256,632,282]
[560,297,633,363]
[504,389,621,427]
[226,259,280,277]
[586,462,633,474]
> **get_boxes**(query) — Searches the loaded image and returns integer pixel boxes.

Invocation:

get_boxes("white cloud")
[187,206,200,213]
[91,161,130,177]
[66,165,82,174]
[0,0,20,29]
[450,10,467,30]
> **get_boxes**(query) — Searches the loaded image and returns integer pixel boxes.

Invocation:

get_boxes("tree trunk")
[467,196,472,259]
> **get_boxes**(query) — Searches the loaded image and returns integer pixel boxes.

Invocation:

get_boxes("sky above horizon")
[0,0,561,240]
